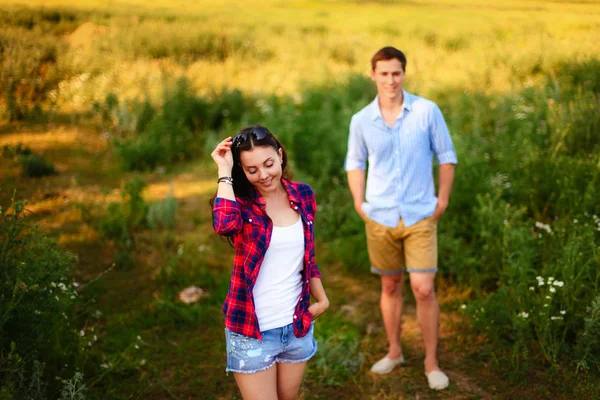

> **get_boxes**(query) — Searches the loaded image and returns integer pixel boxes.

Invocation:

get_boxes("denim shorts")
[225,322,317,374]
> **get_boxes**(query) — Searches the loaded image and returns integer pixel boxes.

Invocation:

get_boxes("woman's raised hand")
[211,137,234,174]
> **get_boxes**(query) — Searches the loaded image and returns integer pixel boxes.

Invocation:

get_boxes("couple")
[211,46,457,399]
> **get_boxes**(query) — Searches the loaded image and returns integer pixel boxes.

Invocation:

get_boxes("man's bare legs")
[409,272,440,373]
[380,273,405,360]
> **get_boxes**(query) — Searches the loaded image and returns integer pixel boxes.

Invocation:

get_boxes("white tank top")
[253,216,304,332]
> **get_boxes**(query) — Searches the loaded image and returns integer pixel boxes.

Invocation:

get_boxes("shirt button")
[293,315,297,319]
[248,218,253,222]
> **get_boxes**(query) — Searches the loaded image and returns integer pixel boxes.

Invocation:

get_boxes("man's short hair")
[371,47,407,71]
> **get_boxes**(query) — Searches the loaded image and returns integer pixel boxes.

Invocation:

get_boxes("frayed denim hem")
[277,340,318,364]
[226,360,277,375]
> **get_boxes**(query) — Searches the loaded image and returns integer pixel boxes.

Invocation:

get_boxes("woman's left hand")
[308,299,329,320]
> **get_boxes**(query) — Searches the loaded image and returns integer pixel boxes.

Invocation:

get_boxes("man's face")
[371,58,405,101]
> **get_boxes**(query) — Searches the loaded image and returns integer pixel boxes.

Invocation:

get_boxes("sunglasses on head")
[232,127,268,148]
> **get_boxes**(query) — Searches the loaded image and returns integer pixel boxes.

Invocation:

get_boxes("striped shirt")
[345,90,457,227]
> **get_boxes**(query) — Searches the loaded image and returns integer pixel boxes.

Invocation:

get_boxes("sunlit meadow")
[1,0,600,399]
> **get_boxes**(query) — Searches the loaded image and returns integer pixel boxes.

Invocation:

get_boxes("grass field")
[1,1,600,399]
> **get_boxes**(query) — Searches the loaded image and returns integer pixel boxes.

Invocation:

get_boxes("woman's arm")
[212,137,242,235]
[308,277,329,320]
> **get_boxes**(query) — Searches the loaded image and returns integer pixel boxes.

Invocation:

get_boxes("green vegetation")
[1,0,599,398]
[0,198,81,399]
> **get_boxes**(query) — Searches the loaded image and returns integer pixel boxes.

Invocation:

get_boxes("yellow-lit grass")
[4,0,599,110]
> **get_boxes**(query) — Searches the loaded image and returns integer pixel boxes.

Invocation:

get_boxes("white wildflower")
[80,330,85,337]
[535,221,552,234]
[551,316,564,321]
[460,304,467,309]
[519,312,529,318]
[549,287,556,293]
[553,281,564,287]
[560,310,566,315]
[529,287,535,291]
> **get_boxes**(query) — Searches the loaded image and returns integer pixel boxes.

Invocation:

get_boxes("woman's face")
[239,145,284,195]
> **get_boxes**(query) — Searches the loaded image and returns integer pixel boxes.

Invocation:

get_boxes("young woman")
[211,125,329,400]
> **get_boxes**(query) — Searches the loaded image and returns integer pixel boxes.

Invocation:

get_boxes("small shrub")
[147,183,178,231]
[2,142,32,158]
[19,154,56,177]
[2,143,56,177]
[99,178,148,247]
[98,178,148,269]
[58,372,87,400]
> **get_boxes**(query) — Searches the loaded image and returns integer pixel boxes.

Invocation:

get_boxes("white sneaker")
[426,370,449,390]
[370,355,406,374]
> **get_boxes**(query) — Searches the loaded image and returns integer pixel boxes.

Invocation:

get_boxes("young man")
[345,47,457,390]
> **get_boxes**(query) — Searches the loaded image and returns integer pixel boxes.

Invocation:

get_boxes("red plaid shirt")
[212,179,321,340]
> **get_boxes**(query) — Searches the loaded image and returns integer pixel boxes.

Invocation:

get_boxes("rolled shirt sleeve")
[212,197,243,236]
[429,104,458,165]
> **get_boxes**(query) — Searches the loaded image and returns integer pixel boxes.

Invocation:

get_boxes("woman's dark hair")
[209,124,292,207]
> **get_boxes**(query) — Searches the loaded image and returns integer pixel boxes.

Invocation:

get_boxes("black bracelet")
[217,176,233,185]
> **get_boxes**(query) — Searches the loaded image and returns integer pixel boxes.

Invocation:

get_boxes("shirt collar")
[370,90,413,121]
[250,178,301,206]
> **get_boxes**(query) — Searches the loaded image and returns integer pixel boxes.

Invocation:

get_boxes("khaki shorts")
[365,216,438,275]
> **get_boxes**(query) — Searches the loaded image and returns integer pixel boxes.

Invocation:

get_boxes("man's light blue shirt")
[345,90,457,228]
